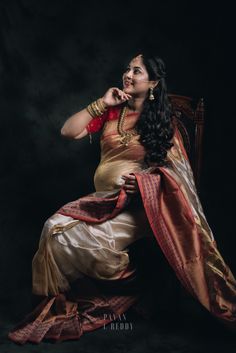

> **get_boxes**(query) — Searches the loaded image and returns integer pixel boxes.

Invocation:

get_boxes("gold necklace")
[117,105,137,146]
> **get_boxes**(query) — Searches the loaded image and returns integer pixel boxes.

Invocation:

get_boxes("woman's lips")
[124,81,132,87]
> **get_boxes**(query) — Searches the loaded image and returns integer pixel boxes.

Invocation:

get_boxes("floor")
[0,287,235,353]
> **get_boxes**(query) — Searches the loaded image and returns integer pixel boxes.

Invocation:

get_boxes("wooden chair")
[168,94,205,191]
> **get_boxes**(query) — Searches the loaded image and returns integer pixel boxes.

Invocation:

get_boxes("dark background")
[0,0,235,352]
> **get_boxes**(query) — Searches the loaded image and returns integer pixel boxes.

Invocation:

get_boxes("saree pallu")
[8,129,236,344]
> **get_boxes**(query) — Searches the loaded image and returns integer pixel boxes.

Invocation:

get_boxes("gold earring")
[149,87,155,100]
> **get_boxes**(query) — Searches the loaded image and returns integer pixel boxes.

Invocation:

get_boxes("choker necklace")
[117,105,137,146]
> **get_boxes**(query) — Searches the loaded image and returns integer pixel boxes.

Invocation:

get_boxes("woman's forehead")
[129,55,145,68]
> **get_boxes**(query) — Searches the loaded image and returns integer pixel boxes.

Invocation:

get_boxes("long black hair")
[134,53,174,166]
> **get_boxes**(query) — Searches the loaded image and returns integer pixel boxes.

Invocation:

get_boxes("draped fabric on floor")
[8,274,140,344]
[8,127,236,344]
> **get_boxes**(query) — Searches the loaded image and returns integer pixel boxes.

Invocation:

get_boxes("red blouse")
[86,106,123,134]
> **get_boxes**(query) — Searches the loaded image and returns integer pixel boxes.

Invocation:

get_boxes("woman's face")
[122,55,154,98]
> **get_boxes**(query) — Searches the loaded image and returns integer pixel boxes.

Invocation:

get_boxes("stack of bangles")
[86,98,108,118]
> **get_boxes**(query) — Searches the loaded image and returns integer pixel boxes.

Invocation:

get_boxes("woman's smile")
[123,81,132,88]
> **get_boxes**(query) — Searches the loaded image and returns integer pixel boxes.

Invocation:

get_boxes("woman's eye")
[124,67,141,74]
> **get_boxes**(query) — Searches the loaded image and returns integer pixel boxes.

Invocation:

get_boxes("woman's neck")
[127,97,145,113]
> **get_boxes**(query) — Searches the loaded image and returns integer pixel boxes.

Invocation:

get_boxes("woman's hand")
[102,87,132,107]
[121,173,139,195]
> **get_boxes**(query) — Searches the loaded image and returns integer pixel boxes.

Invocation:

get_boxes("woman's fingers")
[113,88,122,99]
[125,190,137,194]
[123,93,132,100]
[122,91,131,100]
[117,89,125,99]
[121,175,135,181]
[121,174,136,180]
[124,185,138,194]
[113,88,131,101]
[122,175,139,194]
[103,87,131,107]
[125,180,136,186]
[123,183,137,189]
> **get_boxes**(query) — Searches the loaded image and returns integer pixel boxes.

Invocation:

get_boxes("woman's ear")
[149,80,159,90]
[153,80,159,88]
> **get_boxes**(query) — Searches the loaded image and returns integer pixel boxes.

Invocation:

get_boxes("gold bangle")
[91,101,99,116]
[93,101,102,116]
[86,98,108,118]
[96,100,105,115]
[88,102,99,117]
[97,98,108,112]
[86,104,97,118]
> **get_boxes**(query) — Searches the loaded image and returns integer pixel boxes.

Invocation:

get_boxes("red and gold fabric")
[8,105,236,344]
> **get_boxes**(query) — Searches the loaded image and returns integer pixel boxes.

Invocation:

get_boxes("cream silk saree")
[8,106,236,344]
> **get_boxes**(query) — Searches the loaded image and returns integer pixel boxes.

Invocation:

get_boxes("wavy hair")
[134,53,174,166]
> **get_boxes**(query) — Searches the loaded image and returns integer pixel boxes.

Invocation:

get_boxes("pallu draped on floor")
[8,128,236,344]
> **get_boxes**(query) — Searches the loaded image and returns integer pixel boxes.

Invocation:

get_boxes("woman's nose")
[125,72,132,80]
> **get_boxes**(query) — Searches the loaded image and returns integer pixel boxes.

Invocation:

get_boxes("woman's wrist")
[86,98,108,118]
[101,97,109,109]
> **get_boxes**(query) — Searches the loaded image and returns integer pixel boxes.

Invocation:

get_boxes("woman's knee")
[43,214,61,230]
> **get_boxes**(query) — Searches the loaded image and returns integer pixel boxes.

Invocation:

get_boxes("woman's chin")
[123,87,133,95]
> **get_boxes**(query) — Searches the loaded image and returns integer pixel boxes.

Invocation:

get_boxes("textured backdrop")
[0,0,235,332]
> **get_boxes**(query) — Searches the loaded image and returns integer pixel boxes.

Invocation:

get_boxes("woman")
[32,53,171,296]
[9,53,236,344]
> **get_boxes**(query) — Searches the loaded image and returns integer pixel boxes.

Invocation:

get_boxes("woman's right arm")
[61,108,93,139]
[60,88,131,140]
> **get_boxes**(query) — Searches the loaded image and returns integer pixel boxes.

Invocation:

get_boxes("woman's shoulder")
[106,104,123,121]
